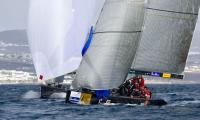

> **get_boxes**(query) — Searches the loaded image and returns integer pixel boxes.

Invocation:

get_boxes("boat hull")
[101,96,167,106]
[66,90,167,106]
[40,86,167,106]
[40,85,67,98]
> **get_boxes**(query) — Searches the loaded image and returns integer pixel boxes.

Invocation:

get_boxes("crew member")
[118,75,152,100]
[138,75,145,88]
[118,79,132,96]
[140,86,152,100]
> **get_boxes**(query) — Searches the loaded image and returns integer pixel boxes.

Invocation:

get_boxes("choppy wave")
[1,85,200,119]
[168,100,200,107]
[50,93,66,99]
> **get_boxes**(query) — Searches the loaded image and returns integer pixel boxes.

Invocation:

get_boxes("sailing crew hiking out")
[28,0,199,106]
[118,75,152,100]
[65,75,167,106]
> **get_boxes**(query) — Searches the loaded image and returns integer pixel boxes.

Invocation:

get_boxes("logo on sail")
[82,26,94,56]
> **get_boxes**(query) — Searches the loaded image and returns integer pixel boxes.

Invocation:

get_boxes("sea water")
[0,30,200,119]
[0,84,200,120]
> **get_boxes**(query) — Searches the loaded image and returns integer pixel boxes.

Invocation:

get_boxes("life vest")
[142,87,152,99]
[138,77,145,88]
[130,78,139,89]
[119,76,152,99]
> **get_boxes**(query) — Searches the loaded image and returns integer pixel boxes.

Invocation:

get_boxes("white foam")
[125,103,140,107]
[22,90,40,99]
[0,53,4,56]
[102,103,119,106]
[50,92,66,99]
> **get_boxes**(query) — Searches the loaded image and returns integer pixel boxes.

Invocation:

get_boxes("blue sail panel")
[82,26,94,56]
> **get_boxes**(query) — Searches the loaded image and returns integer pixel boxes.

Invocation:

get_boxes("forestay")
[75,0,146,89]
[28,0,105,80]
[132,0,200,74]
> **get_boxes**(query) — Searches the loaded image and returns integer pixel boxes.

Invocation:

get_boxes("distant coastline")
[0,70,37,84]
[0,69,199,85]
[0,30,199,85]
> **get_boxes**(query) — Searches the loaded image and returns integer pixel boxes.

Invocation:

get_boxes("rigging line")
[94,1,106,28]
[147,12,197,21]
[147,7,198,16]
[93,31,142,34]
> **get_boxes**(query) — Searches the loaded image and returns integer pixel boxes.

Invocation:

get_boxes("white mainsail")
[28,0,105,80]
[75,0,146,89]
[132,0,200,74]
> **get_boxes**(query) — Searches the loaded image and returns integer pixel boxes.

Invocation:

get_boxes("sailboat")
[28,0,200,105]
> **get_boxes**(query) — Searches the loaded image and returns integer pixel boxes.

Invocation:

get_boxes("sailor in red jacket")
[118,75,152,99]
[138,75,145,88]
[140,86,152,100]
[130,75,152,99]
[129,75,144,89]
[137,75,152,99]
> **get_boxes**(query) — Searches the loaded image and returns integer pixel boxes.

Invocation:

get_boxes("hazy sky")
[0,0,199,48]
[0,0,29,32]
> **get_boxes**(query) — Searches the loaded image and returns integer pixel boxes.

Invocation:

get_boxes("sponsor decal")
[80,93,92,105]
[162,73,171,78]
[151,72,161,77]
[69,91,81,104]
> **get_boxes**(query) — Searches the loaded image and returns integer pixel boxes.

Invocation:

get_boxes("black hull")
[101,96,167,106]
[40,85,66,98]
[40,86,167,106]
[66,90,167,106]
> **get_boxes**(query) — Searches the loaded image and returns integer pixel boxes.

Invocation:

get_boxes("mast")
[131,0,200,78]
[75,0,146,90]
